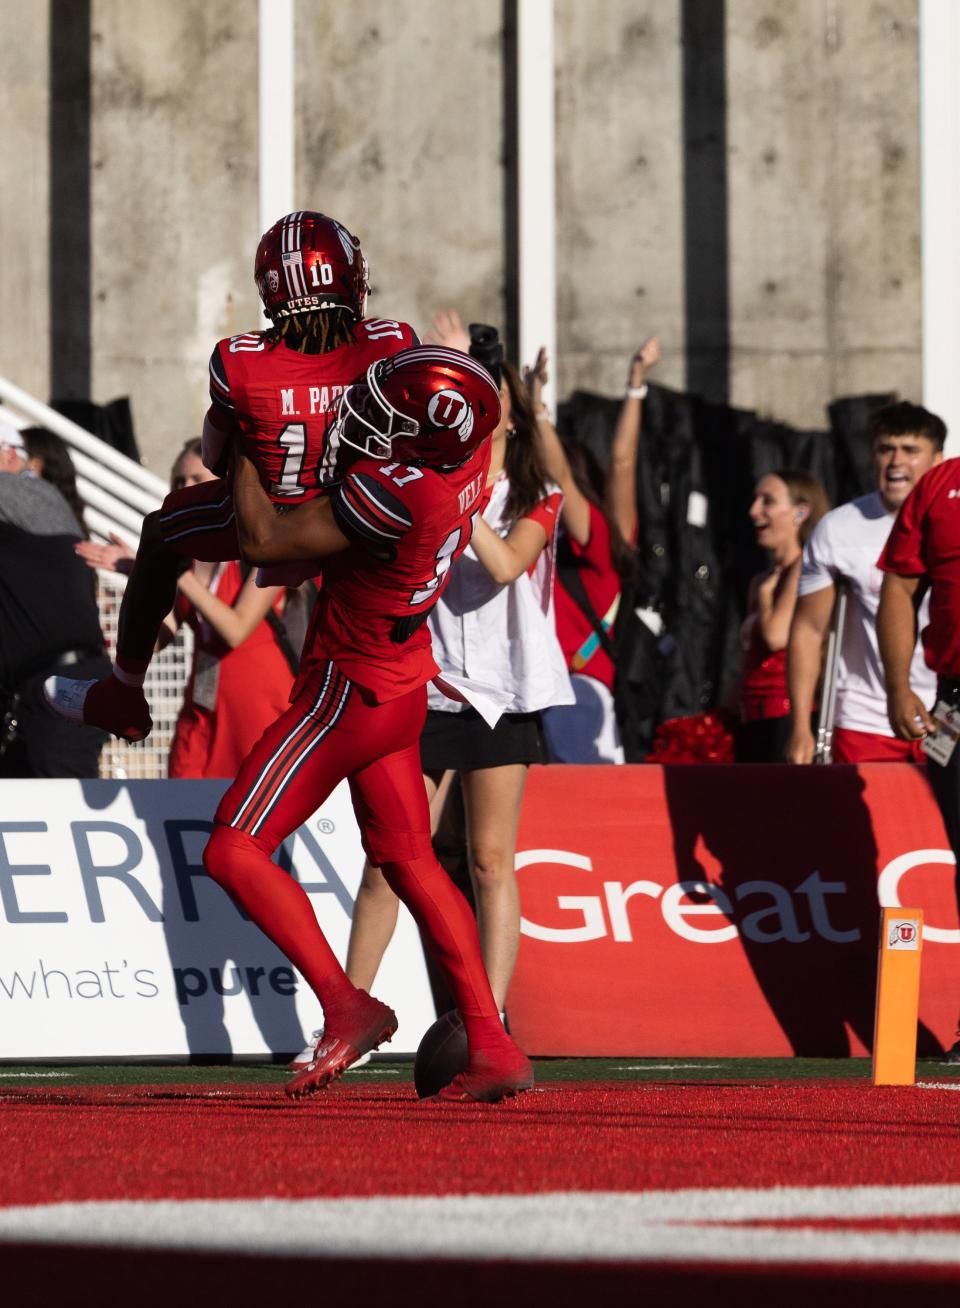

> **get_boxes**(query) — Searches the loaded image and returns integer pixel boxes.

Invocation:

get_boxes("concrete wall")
[296,2,506,342]
[726,0,921,424]
[91,0,260,474]
[555,1,687,399]
[0,0,924,474]
[0,3,51,402]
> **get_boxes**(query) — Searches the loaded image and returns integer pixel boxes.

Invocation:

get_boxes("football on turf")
[414,1009,468,1098]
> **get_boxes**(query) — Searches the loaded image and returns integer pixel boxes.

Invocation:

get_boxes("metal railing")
[0,375,165,545]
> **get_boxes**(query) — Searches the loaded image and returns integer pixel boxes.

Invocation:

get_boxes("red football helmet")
[336,346,501,467]
[254,211,369,320]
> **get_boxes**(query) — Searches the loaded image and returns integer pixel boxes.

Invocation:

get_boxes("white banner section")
[0,780,437,1059]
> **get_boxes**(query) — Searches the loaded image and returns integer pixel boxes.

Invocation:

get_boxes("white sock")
[112,663,146,689]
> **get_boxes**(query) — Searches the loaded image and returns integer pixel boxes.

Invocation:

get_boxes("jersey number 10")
[271,423,307,497]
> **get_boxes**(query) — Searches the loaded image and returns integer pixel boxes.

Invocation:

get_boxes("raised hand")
[628,335,662,389]
[423,308,471,354]
[523,346,550,404]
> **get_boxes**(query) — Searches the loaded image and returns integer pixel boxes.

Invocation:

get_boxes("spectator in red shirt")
[526,337,662,762]
[878,452,960,1060]
[737,468,829,762]
[76,440,292,779]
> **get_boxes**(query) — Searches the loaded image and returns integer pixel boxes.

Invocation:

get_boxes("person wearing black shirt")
[0,425,109,777]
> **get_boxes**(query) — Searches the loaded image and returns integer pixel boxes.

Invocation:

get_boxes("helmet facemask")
[335,361,419,461]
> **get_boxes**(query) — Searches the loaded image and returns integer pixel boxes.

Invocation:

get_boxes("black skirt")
[420,707,545,772]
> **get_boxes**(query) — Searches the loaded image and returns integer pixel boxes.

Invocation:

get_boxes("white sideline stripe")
[918,1081,960,1090]
[0,1072,71,1079]
[4,1187,960,1264]
[616,1064,723,1071]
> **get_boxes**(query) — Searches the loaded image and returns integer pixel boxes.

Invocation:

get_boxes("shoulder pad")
[357,318,417,345]
[226,332,267,354]
[208,342,233,410]
[331,469,415,550]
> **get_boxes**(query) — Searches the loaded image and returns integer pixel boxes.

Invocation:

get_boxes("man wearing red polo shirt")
[878,453,960,1059]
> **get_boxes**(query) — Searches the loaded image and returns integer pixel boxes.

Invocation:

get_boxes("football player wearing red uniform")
[46,211,417,742]
[202,345,533,1103]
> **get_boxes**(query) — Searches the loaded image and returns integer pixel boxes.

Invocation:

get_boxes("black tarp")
[557,385,893,757]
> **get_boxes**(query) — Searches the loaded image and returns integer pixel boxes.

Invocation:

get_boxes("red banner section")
[509,764,960,1057]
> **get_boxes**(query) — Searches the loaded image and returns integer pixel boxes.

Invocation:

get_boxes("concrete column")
[727,0,920,427]
[258,0,294,235]
[0,3,50,402]
[296,1,506,341]
[89,0,260,471]
[517,0,557,405]
[554,1,686,399]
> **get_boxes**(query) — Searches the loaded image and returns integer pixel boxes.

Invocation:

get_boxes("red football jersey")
[296,443,492,702]
[878,457,960,676]
[208,317,418,502]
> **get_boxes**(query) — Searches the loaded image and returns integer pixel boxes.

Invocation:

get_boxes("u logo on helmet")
[428,389,470,430]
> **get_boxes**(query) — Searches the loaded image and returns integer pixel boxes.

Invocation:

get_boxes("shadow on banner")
[661,764,941,1057]
[80,779,313,1059]
[507,764,953,1057]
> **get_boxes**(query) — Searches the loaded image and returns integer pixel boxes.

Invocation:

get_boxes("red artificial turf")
[2,1079,960,1207]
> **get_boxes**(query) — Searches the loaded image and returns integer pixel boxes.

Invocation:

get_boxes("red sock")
[204,824,355,1011]
[379,855,503,1052]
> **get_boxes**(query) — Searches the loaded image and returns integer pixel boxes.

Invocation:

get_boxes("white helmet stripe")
[282,213,299,254]
[384,346,500,396]
[280,213,316,297]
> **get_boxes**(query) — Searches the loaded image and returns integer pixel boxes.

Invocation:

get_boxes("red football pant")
[203,661,501,1036]
[156,477,239,562]
[114,479,239,667]
[831,726,925,765]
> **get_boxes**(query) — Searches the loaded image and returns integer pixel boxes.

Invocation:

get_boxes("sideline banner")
[0,780,436,1059]
[509,764,960,1057]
